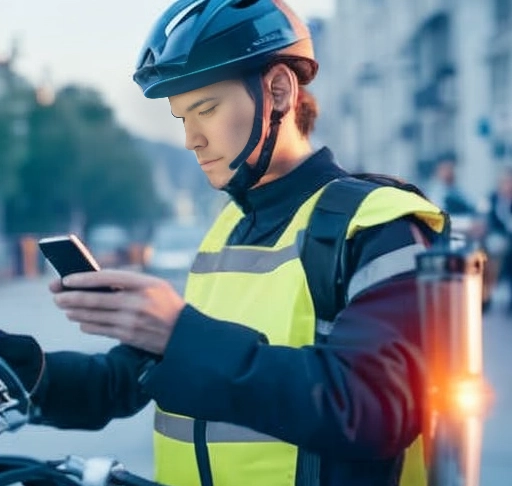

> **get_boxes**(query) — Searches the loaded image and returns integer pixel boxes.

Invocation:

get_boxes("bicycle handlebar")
[0,358,165,486]
[0,454,166,486]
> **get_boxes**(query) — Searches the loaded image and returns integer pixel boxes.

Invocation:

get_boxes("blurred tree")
[78,125,165,234]
[0,109,20,202]
[5,97,76,235]
[5,84,163,237]
[0,62,33,233]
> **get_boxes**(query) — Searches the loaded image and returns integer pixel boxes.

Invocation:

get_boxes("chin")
[206,175,230,190]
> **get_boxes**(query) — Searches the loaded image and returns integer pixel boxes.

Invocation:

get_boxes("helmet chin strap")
[222,75,285,205]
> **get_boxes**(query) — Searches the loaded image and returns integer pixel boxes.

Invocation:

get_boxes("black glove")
[0,330,44,395]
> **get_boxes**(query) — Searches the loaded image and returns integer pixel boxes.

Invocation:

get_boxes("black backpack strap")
[300,177,377,323]
[295,177,377,486]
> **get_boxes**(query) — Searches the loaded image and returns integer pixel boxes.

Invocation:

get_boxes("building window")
[416,15,452,88]
[494,0,512,30]
[490,53,510,106]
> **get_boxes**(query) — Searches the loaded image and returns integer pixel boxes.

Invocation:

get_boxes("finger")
[62,269,165,291]
[78,320,123,341]
[70,311,141,344]
[48,279,64,293]
[65,308,128,329]
[54,288,141,312]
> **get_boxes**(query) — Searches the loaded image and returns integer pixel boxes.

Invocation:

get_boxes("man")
[487,166,512,313]
[425,153,487,243]
[425,153,476,216]
[1,0,447,485]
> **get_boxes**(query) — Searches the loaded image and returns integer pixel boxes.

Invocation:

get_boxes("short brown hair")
[295,87,318,136]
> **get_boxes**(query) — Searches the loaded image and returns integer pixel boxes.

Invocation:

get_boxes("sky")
[1,0,334,146]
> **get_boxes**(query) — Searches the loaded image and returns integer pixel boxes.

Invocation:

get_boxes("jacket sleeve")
[141,217,428,460]
[32,344,155,430]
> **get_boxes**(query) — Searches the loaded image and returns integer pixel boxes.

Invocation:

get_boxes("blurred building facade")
[313,0,512,201]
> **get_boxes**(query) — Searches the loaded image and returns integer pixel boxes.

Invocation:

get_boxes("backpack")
[300,172,449,323]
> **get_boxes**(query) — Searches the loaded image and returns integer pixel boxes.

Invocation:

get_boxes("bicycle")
[0,356,162,486]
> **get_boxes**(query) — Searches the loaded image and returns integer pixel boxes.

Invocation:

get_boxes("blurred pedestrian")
[425,153,488,245]
[425,153,475,215]
[486,165,512,313]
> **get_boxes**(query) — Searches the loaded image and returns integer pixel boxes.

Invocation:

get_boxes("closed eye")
[199,105,217,116]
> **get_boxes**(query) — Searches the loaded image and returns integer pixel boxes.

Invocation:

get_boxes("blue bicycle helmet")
[133,0,317,98]
[133,0,318,199]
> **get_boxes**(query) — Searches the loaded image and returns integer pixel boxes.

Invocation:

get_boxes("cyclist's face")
[169,80,257,189]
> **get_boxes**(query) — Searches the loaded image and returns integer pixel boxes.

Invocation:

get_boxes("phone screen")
[38,234,100,277]
[38,234,118,292]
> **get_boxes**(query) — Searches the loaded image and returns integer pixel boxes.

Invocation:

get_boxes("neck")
[253,128,313,187]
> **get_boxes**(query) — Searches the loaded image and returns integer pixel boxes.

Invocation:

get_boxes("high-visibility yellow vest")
[154,181,445,486]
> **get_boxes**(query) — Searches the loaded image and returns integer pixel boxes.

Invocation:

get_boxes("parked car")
[86,224,131,268]
[143,223,207,279]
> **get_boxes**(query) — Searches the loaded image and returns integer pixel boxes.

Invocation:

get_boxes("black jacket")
[488,191,512,237]
[36,148,433,486]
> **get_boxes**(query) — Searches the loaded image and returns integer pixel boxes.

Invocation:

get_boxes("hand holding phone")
[38,234,116,292]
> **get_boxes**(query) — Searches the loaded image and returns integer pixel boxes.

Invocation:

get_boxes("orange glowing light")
[449,378,492,416]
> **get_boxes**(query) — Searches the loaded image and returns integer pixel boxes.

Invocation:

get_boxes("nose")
[184,120,207,151]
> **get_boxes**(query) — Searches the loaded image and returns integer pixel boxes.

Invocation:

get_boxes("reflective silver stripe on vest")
[191,244,297,274]
[347,243,426,302]
[155,411,280,443]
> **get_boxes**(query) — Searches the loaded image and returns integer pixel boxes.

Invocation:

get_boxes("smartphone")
[38,234,114,292]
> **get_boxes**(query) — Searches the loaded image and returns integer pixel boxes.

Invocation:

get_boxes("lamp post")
[416,244,493,486]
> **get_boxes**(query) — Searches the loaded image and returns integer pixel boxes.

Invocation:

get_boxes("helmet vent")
[164,0,207,37]
[232,0,259,9]
[140,49,156,68]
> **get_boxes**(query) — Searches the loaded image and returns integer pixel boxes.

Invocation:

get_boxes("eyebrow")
[171,96,219,118]
[186,97,218,112]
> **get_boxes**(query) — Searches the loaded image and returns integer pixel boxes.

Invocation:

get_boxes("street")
[0,274,510,484]
[480,287,512,485]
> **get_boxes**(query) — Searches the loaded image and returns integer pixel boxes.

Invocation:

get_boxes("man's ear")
[264,64,297,114]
